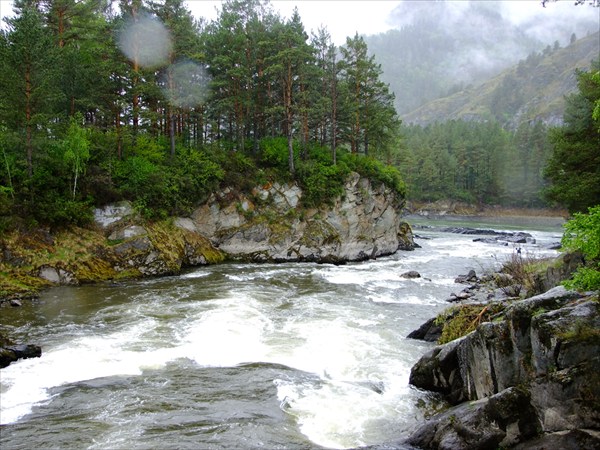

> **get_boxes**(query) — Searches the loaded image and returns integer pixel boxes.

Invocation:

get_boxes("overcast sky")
[1,0,598,44]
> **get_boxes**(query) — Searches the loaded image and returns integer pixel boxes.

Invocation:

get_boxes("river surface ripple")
[0,223,562,449]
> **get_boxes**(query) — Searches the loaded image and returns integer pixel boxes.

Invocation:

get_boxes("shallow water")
[0,223,562,449]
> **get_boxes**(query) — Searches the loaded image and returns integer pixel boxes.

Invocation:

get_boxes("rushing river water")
[0,220,563,449]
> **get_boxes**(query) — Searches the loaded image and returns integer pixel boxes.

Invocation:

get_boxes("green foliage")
[296,159,347,207]
[343,153,406,197]
[561,205,600,291]
[62,114,90,199]
[260,137,295,172]
[399,120,508,205]
[545,62,600,213]
[0,0,405,227]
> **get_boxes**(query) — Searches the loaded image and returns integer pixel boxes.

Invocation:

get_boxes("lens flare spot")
[118,14,173,68]
[162,60,210,108]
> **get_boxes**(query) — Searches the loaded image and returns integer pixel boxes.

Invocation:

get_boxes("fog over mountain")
[365,0,599,115]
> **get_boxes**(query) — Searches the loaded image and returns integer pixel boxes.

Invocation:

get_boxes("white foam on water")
[178,296,272,367]
[180,270,211,279]
[0,319,185,424]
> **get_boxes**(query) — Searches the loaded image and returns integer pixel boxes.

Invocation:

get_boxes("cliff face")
[188,172,413,263]
[407,286,600,449]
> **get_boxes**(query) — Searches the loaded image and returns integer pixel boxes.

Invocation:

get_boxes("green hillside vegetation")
[365,1,546,116]
[401,32,600,129]
[397,119,552,207]
[0,0,403,231]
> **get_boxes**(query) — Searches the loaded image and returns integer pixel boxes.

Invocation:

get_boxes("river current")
[0,219,563,449]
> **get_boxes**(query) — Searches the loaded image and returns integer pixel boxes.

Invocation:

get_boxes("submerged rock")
[0,333,42,369]
[401,270,421,279]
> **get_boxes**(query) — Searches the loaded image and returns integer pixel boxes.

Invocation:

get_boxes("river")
[0,219,563,449]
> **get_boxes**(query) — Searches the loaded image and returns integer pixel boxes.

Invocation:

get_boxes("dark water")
[0,223,562,449]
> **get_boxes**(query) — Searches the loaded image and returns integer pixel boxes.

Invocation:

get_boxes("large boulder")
[407,287,600,449]
[406,387,540,450]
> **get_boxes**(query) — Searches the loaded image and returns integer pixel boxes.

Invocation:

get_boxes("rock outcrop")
[190,172,414,263]
[406,286,600,449]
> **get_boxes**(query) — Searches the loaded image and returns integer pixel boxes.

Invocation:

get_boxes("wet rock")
[409,337,468,405]
[455,270,478,283]
[0,333,42,369]
[9,299,22,307]
[405,387,540,450]
[407,316,443,342]
[7,344,42,360]
[407,286,599,449]
[0,348,17,368]
[512,429,600,450]
[401,270,421,279]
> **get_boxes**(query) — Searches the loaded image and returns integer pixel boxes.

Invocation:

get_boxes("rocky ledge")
[95,171,415,268]
[405,285,600,449]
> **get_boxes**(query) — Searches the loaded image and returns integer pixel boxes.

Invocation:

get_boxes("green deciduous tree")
[544,62,600,213]
[62,113,90,199]
[562,205,600,291]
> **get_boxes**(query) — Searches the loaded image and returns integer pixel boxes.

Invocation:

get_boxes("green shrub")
[341,153,406,197]
[296,159,348,207]
[561,205,600,291]
[260,137,293,170]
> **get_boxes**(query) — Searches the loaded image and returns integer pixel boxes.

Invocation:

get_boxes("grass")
[0,220,225,302]
[435,303,506,344]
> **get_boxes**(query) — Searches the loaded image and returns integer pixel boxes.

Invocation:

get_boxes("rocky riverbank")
[404,259,600,449]
[1,172,414,369]
[0,172,415,305]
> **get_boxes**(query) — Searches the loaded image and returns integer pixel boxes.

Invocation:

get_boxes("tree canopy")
[0,0,402,227]
[544,61,600,213]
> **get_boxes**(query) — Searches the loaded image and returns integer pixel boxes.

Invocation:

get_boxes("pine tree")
[0,3,60,179]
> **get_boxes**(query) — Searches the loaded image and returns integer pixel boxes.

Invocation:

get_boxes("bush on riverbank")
[561,205,600,291]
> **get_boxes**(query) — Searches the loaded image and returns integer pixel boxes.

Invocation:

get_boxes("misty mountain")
[401,31,599,130]
[364,0,599,116]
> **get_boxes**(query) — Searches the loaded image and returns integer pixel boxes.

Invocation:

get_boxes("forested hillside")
[397,119,553,208]
[401,32,600,129]
[365,0,598,116]
[0,0,402,229]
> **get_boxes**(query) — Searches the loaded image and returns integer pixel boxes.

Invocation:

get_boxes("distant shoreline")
[403,203,567,232]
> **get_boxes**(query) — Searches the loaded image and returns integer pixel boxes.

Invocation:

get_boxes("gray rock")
[38,266,77,285]
[401,270,421,279]
[93,201,134,228]
[191,172,412,263]
[408,287,600,450]
[109,225,148,241]
[407,316,443,342]
[406,387,540,450]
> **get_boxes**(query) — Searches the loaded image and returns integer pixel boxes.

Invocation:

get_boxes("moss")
[557,320,600,343]
[436,303,507,344]
[147,220,224,268]
[300,220,341,247]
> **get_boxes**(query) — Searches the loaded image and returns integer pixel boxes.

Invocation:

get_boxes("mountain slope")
[400,32,599,129]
